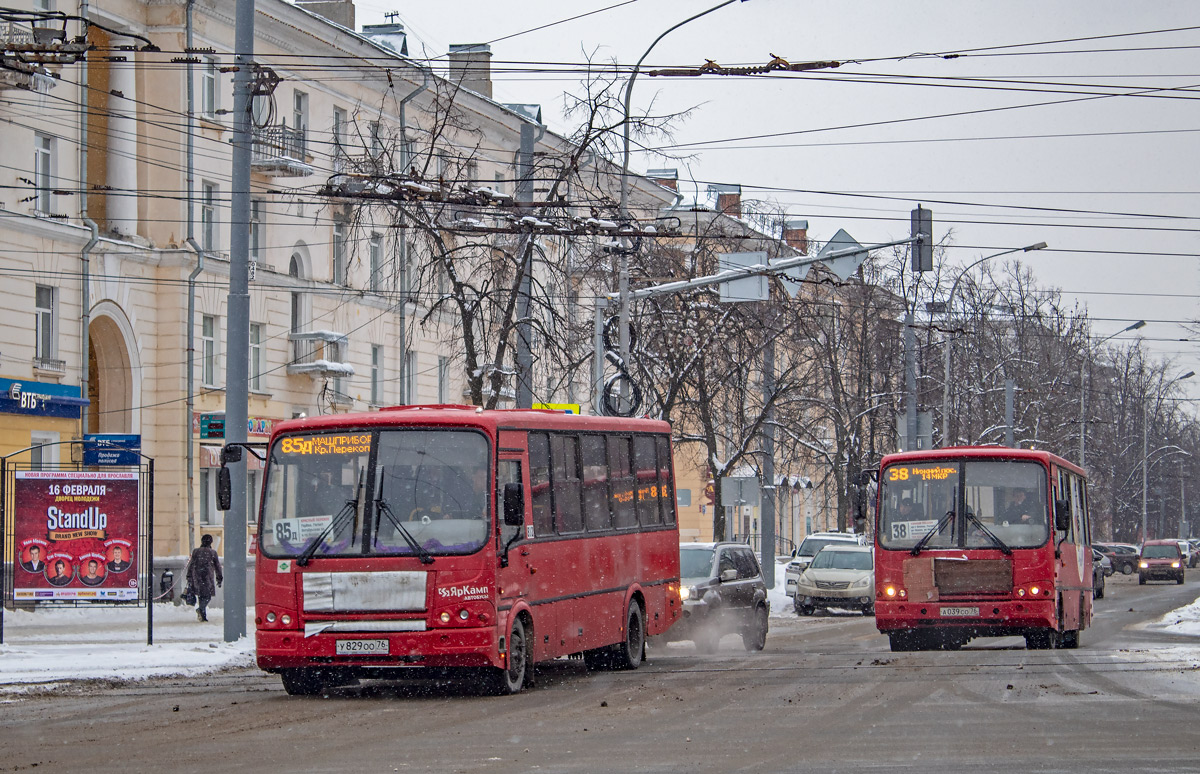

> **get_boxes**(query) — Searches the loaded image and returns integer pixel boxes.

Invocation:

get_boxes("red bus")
[872,447,1093,652]
[245,406,681,695]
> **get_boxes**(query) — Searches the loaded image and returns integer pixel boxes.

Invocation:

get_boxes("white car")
[793,544,875,616]
[784,532,863,597]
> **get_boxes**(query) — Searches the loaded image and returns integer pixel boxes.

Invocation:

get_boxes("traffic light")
[911,206,932,273]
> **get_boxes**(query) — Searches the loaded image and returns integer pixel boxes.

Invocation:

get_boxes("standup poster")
[12,471,139,601]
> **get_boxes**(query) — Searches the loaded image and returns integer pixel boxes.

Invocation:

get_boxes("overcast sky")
[352,0,1199,397]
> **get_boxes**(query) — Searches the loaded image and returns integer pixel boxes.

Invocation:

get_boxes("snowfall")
[2,560,1198,692]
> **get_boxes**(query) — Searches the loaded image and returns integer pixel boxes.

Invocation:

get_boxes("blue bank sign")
[0,378,88,418]
[84,434,141,466]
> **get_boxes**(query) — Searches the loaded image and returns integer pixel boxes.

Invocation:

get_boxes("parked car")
[1190,539,1200,567]
[1091,549,1108,599]
[1139,540,1185,585]
[1093,543,1139,575]
[670,542,769,653]
[784,532,862,597]
[793,544,875,616]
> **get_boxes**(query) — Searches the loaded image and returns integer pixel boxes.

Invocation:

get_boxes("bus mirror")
[217,466,232,511]
[1054,500,1070,532]
[221,444,243,464]
[503,483,524,527]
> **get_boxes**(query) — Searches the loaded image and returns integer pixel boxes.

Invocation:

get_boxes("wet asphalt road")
[2,572,1199,773]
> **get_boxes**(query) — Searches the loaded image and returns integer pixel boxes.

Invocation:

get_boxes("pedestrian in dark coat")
[186,534,223,622]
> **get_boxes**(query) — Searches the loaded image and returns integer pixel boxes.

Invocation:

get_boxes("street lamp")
[1143,370,1194,542]
[615,0,746,406]
[939,242,1047,446]
[1079,320,1145,467]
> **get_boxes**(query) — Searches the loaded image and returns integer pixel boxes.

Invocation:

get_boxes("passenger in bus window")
[897,497,920,520]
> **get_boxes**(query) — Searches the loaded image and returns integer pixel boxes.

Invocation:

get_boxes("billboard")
[12,471,140,601]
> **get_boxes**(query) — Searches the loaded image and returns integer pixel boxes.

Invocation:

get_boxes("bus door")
[496,430,559,660]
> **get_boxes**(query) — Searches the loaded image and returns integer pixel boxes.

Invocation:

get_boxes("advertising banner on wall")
[12,471,140,601]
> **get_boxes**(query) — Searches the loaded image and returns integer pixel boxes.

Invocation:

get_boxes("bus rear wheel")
[615,601,645,670]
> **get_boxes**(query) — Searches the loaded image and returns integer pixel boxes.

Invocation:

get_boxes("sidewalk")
[0,603,255,691]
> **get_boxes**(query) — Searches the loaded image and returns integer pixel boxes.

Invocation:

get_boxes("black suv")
[665,542,769,653]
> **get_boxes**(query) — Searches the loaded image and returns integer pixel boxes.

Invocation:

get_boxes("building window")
[201,181,217,251]
[494,170,506,195]
[333,106,347,171]
[35,284,55,360]
[369,233,383,291]
[249,323,263,392]
[292,90,308,150]
[369,121,384,159]
[249,198,264,262]
[404,351,417,404]
[199,468,215,524]
[371,345,383,406]
[202,56,218,117]
[33,133,53,214]
[333,221,348,285]
[201,314,218,387]
[30,431,59,470]
[437,356,449,403]
[246,468,261,526]
[328,339,346,396]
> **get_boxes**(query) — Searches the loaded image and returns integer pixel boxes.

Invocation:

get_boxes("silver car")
[793,545,875,616]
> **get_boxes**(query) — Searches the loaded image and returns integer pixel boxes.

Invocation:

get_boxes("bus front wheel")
[1025,628,1060,650]
[486,617,530,694]
[280,667,353,696]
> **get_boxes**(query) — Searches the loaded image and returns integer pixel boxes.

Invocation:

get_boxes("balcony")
[287,330,354,379]
[33,356,66,375]
[251,124,312,177]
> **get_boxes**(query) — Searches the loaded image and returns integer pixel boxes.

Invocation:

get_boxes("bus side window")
[497,459,523,545]
[608,435,636,529]
[656,435,676,525]
[633,436,661,527]
[581,434,612,532]
[551,434,583,534]
[529,433,553,538]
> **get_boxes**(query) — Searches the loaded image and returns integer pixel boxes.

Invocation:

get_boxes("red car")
[1139,540,1185,585]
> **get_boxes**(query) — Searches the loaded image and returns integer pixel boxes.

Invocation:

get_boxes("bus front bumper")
[875,598,1055,633]
[256,626,501,671]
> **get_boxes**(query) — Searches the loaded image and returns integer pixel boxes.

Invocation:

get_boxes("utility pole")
[904,206,932,450]
[761,318,775,588]
[222,0,255,642]
[515,121,542,408]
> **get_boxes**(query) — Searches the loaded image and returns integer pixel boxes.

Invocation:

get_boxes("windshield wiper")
[910,510,956,556]
[374,480,434,564]
[296,468,363,567]
[965,511,1013,555]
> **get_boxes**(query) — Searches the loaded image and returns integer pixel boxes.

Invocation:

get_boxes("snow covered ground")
[2,575,1198,692]
[0,603,254,691]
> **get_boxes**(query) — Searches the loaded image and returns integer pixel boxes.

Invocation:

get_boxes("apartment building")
[0,0,672,557]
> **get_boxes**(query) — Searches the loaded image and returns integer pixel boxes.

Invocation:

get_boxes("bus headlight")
[280,614,291,626]
[884,585,897,598]
[459,608,470,620]
[439,611,451,624]
[266,611,277,623]
[1029,586,1040,596]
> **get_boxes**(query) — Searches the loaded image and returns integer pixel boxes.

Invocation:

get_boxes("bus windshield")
[879,460,1048,551]
[260,429,490,559]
